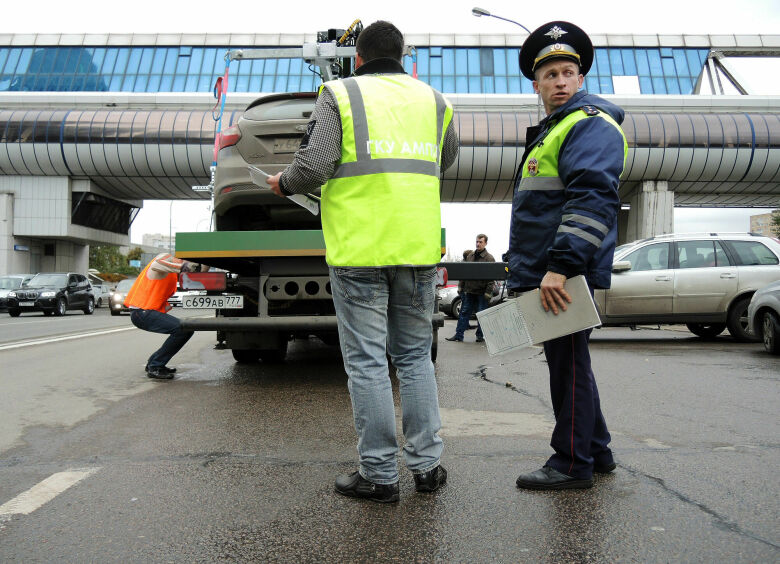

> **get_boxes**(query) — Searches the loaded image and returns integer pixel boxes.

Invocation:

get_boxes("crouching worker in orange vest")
[124,253,206,379]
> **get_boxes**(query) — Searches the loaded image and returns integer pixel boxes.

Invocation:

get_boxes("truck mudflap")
[180,312,444,331]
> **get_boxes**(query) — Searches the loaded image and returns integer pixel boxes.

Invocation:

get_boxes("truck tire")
[727,296,759,343]
[259,340,288,364]
[232,349,261,363]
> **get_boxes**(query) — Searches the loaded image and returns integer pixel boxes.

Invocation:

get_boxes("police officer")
[267,21,458,503]
[506,22,627,489]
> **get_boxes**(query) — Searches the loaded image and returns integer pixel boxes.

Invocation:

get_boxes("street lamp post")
[471,7,531,34]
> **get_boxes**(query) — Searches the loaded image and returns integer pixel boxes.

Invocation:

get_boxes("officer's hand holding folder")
[476,275,601,356]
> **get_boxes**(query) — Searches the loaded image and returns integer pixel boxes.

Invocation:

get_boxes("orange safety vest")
[124,259,178,313]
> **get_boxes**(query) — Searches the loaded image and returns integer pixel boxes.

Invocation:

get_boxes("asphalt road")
[0,311,778,562]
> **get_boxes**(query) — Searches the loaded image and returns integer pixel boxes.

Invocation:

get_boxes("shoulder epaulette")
[581,105,600,116]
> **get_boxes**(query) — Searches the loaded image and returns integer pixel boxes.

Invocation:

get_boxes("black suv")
[6,272,95,317]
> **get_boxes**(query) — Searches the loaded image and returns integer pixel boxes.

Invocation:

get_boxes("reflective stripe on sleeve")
[557,225,603,248]
[561,213,609,235]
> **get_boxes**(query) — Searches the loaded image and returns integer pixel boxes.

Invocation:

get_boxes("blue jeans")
[454,292,489,340]
[329,266,444,485]
[130,309,194,369]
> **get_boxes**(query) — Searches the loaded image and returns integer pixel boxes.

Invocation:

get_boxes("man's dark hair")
[477,234,488,243]
[356,20,404,63]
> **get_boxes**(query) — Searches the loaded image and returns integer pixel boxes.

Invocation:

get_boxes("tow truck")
[174,22,508,363]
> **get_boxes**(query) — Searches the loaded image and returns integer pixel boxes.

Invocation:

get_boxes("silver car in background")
[594,233,780,341]
[748,280,780,354]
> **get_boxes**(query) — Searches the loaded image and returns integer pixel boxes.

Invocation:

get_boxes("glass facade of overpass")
[0,45,709,95]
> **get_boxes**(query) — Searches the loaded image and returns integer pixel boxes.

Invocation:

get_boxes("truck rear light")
[218,126,241,149]
[179,272,227,291]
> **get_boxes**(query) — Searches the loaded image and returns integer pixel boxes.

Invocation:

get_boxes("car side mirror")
[612,260,632,273]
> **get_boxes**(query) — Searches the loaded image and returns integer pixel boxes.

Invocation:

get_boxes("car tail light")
[218,126,241,150]
[436,267,448,288]
[179,272,227,291]
[220,186,233,195]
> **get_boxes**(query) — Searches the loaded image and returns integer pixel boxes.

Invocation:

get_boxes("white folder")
[476,275,602,356]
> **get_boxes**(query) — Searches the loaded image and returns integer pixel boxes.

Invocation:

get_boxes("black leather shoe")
[146,365,176,374]
[414,465,447,493]
[146,367,175,380]
[594,461,616,474]
[516,466,593,490]
[445,336,463,342]
[475,337,485,343]
[334,471,399,503]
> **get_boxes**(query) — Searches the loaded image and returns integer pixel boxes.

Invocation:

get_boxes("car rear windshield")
[726,241,779,266]
[29,274,68,287]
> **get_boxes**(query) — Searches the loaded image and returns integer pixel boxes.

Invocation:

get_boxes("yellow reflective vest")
[320,74,453,267]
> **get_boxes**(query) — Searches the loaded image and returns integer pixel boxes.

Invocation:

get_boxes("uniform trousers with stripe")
[542,328,613,479]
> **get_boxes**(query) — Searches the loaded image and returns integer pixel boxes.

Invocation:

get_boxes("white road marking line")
[0,327,136,351]
[0,468,100,516]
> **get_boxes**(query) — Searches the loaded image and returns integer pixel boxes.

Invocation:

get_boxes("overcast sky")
[4,0,778,255]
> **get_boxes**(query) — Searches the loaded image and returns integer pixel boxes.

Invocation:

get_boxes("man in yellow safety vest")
[267,20,458,503]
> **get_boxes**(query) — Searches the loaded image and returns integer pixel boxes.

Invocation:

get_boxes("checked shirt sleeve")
[279,88,342,195]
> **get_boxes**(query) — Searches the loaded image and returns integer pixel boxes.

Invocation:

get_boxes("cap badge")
[545,26,567,41]
[527,158,539,176]
[553,43,563,52]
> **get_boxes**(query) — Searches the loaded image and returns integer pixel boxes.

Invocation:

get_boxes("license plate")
[182,295,243,309]
[273,137,300,153]
[20,301,35,307]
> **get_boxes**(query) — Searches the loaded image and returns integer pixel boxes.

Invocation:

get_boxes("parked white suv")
[594,233,780,341]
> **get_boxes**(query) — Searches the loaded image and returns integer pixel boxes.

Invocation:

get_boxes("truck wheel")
[259,340,288,364]
[727,296,759,343]
[686,323,726,339]
[232,349,260,363]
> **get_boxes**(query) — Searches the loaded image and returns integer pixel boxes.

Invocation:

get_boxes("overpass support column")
[624,180,674,243]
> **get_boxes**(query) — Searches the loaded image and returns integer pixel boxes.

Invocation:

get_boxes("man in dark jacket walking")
[506,21,627,490]
[446,234,495,343]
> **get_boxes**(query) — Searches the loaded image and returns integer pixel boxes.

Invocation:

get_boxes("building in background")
[142,233,175,250]
[750,212,779,237]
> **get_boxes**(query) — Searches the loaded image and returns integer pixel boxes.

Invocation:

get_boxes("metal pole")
[169,200,173,252]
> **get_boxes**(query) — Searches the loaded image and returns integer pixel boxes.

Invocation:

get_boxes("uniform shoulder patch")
[581,105,600,116]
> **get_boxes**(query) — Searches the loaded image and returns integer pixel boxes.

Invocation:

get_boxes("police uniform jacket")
[506,90,625,290]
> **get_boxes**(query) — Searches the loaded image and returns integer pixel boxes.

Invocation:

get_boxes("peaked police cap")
[519,21,593,80]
